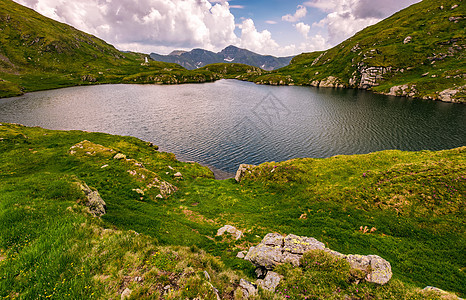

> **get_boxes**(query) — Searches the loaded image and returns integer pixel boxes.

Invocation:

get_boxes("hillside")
[150,45,293,71]
[0,123,464,298]
[0,0,258,98]
[246,0,465,103]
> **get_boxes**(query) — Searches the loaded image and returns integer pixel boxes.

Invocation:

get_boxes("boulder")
[238,279,257,299]
[79,182,106,217]
[345,254,392,285]
[257,271,282,292]
[235,164,256,182]
[121,288,132,300]
[244,233,393,285]
[113,153,126,160]
[217,225,243,240]
[245,233,325,269]
[422,286,463,299]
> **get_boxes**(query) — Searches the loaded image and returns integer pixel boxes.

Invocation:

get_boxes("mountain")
[245,0,465,103]
[0,0,237,97]
[150,45,294,71]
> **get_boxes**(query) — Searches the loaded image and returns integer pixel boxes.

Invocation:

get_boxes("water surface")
[0,80,464,178]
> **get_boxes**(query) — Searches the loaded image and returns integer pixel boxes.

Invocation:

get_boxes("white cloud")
[282,5,307,22]
[265,20,277,25]
[295,22,310,38]
[305,0,421,45]
[14,0,239,53]
[238,19,279,55]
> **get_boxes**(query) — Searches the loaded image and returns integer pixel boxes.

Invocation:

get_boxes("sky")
[14,0,421,57]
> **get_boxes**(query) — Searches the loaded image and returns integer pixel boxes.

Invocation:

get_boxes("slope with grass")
[248,0,465,103]
[0,123,464,299]
[0,0,255,98]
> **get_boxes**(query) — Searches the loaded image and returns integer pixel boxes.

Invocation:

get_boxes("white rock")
[121,288,132,300]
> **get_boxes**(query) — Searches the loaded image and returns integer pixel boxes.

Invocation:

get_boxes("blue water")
[0,80,464,178]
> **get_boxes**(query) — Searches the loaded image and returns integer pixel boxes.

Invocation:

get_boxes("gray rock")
[121,288,132,300]
[204,270,211,281]
[238,279,257,299]
[236,251,246,259]
[174,172,183,178]
[346,254,392,285]
[403,36,412,44]
[263,233,284,247]
[257,271,282,292]
[79,182,106,217]
[113,153,126,160]
[422,286,463,299]
[439,88,460,102]
[246,233,393,285]
[134,276,143,282]
[217,225,243,240]
[235,164,256,182]
[245,244,284,270]
[284,234,325,254]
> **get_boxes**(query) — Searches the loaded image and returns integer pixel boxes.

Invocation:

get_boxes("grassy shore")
[0,123,464,299]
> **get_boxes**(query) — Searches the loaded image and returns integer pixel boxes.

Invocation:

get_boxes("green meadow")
[0,123,464,299]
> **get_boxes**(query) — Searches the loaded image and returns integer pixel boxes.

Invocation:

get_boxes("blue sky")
[15,0,420,56]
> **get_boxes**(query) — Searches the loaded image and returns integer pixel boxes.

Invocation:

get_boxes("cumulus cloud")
[305,0,420,45]
[265,20,278,25]
[238,19,279,55]
[282,5,307,22]
[295,22,311,38]
[14,0,239,53]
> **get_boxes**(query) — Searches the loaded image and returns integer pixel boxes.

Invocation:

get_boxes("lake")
[0,80,465,178]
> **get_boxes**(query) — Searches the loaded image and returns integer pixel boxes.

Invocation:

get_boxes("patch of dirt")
[181,208,216,225]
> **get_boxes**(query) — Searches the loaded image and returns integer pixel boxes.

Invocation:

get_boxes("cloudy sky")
[14,0,421,56]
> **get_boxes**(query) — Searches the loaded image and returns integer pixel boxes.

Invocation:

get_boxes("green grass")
[0,123,464,299]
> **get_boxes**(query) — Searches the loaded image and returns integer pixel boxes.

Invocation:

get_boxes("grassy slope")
[247,0,465,102]
[0,123,464,299]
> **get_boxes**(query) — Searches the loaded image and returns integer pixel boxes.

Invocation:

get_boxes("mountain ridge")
[150,45,294,71]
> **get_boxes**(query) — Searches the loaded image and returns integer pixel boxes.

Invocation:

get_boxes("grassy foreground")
[0,123,464,299]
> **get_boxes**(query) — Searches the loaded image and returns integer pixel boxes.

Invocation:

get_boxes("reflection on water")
[0,80,465,178]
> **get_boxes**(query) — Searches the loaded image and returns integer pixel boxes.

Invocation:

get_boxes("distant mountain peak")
[150,45,293,71]
[168,50,187,56]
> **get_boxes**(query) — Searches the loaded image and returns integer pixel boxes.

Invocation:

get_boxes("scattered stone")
[256,271,282,292]
[156,194,163,199]
[422,286,463,299]
[168,166,174,170]
[132,188,145,195]
[101,164,109,168]
[439,87,461,102]
[238,279,257,299]
[236,251,246,259]
[78,182,106,217]
[134,276,143,282]
[114,153,126,160]
[217,225,243,240]
[403,36,412,44]
[204,270,211,281]
[451,4,458,9]
[235,164,256,182]
[422,72,429,77]
[346,254,392,285]
[163,285,171,290]
[121,288,132,300]
[174,172,183,178]
[207,281,221,300]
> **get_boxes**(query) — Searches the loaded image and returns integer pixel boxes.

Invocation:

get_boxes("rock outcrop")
[217,225,243,240]
[238,279,257,299]
[235,164,256,182]
[78,182,106,217]
[244,233,392,285]
[256,271,282,292]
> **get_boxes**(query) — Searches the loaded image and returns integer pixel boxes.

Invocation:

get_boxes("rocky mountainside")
[150,45,294,71]
[245,0,465,103]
